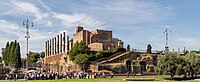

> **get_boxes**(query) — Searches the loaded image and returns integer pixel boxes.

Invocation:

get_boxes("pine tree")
[3,42,9,64]
[8,42,14,65]
[10,41,17,66]
[127,44,130,51]
[13,42,22,68]
[146,44,152,54]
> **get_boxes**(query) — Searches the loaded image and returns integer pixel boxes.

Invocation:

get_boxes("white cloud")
[54,13,105,30]
[0,0,106,57]
[174,37,200,50]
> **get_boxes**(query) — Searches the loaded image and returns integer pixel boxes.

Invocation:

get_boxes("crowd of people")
[5,71,115,80]
[24,71,114,80]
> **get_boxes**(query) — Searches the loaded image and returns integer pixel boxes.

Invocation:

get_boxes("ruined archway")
[125,60,131,72]
[140,61,147,72]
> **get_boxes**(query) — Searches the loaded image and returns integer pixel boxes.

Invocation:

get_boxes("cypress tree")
[146,44,152,54]
[9,40,17,66]
[13,42,22,68]
[8,42,14,65]
[3,42,9,64]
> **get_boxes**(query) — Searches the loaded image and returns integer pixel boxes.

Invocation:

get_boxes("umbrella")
[27,70,36,73]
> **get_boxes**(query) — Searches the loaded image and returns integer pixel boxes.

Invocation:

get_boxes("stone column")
[62,32,66,53]
[45,41,47,58]
[57,35,59,54]
[52,38,54,56]
[54,37,56,55]
[47,40,49,57]
[48,40,50,57]
[49,39,51,56]
[60,34,62,53]
[66,36,69,52]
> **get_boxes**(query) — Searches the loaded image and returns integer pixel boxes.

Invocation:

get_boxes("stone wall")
[88,43,103,51]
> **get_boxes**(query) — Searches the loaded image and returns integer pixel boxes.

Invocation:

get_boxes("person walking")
[111,72,114,78]
[102,72,105,78]
[126,71,129,78]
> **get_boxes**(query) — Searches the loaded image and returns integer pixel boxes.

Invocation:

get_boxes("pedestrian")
[111,72,114,78]
[102,72,105,78]
[133,72,136,78]
[126,71,129,78]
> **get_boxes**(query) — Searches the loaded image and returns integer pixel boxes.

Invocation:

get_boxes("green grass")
[1,76,199,82]
[0,78,125,82]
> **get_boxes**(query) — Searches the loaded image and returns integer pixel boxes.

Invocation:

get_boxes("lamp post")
[23,19,33,70]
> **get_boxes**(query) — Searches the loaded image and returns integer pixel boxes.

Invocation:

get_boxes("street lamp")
[23,19,33,71]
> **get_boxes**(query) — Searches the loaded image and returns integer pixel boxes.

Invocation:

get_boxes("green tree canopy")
[155,52,200,79]
[184,52,200,78]
[27,51,44,63]
[74,54,89,65]
[127,44,130,51]
[155,52,184,78]
[69,41,88,61]
[2,40,22,68]
[146,44,152,54]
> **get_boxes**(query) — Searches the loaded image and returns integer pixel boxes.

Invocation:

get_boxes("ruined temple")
[43,26,159,74]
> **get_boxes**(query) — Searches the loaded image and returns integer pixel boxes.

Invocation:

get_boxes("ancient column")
[48,40,50,57]
[49,39,51,56]
[47,40,49,57]
[54,37,56,55]
[45,41,47,58]
[62,32,66,53]
[57,35,59,54]
[66,36,69,52]
[60,34,62,53]
[52,38,54,56]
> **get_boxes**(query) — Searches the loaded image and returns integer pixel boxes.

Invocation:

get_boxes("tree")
[69,41,88,61]
[9,41,17,65]
[40,52,45,58]
[184,52,200,78]
[3,42,9,64]
[13,42,22,68]
[146,44,152,54]
[74,54,89,70]
[2,40,22,67]
[27,51,46,63]
[127,44,130,51]
[155,52,184,78]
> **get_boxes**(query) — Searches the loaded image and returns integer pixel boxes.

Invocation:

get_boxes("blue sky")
[0,0,200,57]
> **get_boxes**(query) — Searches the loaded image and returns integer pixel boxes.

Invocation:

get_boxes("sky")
[0,0,200,58]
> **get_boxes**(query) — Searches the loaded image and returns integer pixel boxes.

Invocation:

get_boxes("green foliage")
[40,52,45,58]
[74,54,89,65]
[95,52,103,59]
[27,51,44,63]
[190,50,200,54]
[3,42,9,64]
[155,52,200,78]
[184,52,200,78]
[146,44,152,54]
[126,44,130,51]
[155,52,184,78]
[2,40,22,68]
[69,41,88,61]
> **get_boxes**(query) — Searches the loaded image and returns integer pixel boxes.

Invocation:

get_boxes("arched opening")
[126,60,131,72]
[140,61,147,72]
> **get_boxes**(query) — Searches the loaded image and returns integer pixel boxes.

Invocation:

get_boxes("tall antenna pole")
[23,19,33,70]
[163,28,171,52]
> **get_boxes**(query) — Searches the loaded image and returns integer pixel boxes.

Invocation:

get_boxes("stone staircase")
[95,51,126,63]
[99,51,131,64]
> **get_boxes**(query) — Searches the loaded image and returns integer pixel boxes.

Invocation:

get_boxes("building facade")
[44,26,124,72]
